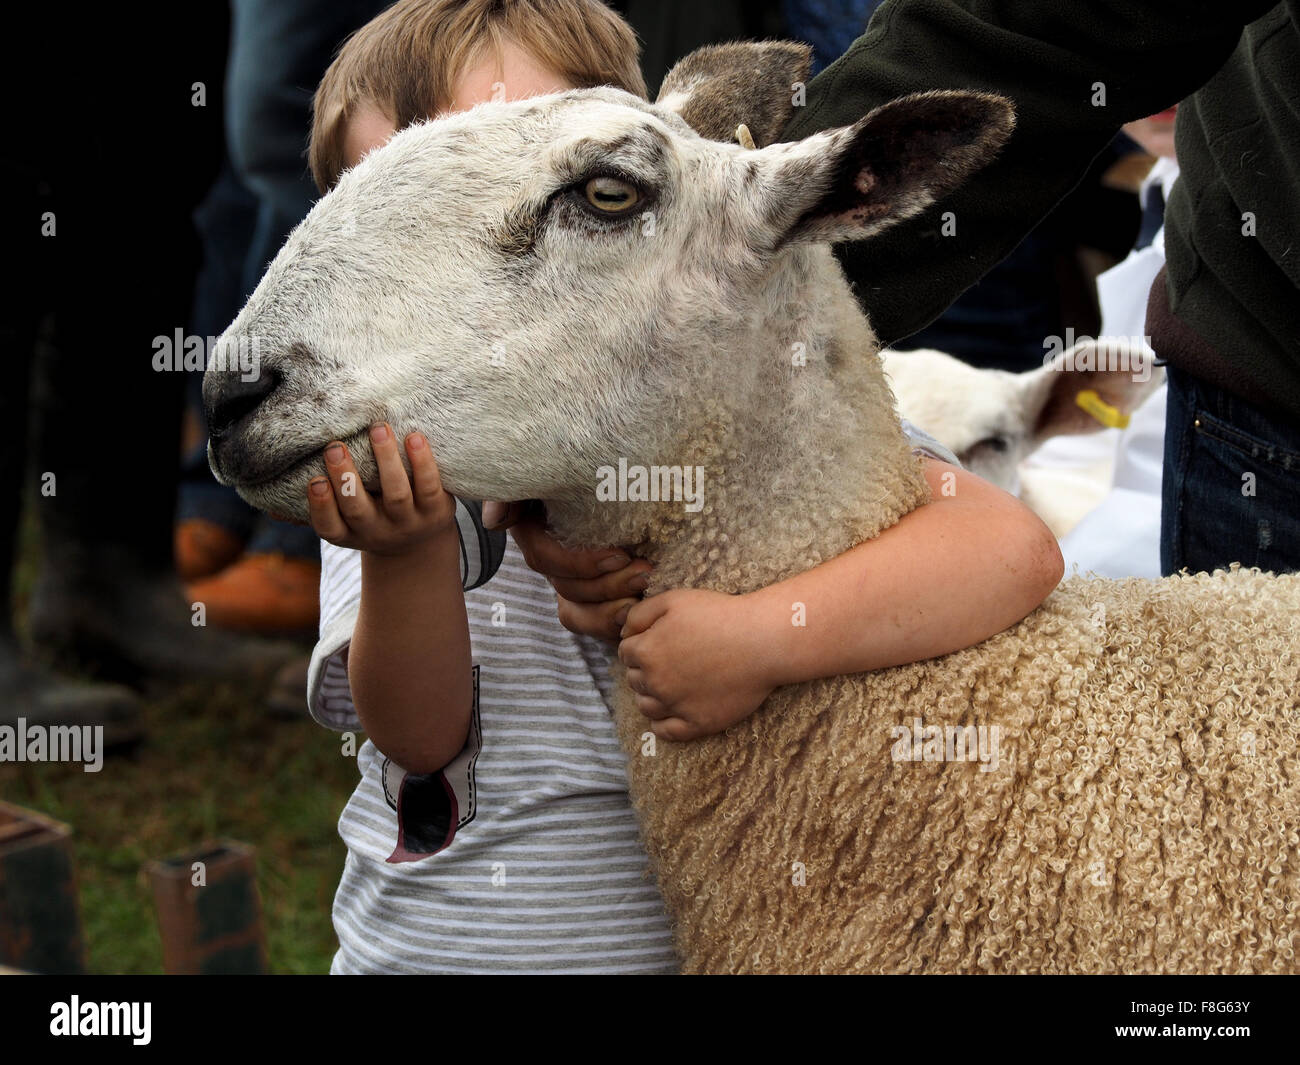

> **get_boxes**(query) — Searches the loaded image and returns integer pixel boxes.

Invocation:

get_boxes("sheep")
[882,343,1162,536]
[203,41,1300,974]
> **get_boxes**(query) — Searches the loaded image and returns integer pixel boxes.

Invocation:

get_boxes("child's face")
[342,40,576,169]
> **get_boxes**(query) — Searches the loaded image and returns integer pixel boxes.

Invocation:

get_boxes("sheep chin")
[233,470,316,527]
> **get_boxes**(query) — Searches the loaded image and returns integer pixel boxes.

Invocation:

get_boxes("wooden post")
[147,840,268,974]
[0,802,85,974]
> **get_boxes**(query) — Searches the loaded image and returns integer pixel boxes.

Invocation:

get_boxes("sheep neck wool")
[613,566,1300,974]
[544,246,932,598]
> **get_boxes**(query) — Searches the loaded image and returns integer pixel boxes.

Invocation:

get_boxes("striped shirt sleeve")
[900,417,962,467]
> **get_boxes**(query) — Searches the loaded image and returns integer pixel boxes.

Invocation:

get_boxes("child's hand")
[485,502,653,641]
[617,589,778,741]
[307,423,457,556]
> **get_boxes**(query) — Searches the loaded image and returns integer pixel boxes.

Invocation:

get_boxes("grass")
[4,476,358,974]
[0,677,358,974]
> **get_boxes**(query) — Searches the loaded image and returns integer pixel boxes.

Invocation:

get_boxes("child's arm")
[505,459,1062,741]
[307,424,473,773]
[617,459,1062,739]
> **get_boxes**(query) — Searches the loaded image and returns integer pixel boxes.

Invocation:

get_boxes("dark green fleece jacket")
[782,0,1299,420]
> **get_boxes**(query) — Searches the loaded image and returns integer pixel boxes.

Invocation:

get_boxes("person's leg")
[226,0,390,293]
[1158,365,1194,576]
[177,160,262,580]
[192,0,389,629]
[0,117,142,741]
[0,155,41,636]
[1160,364,1300,576]
[21,7,300,686]
[29,8,223,575]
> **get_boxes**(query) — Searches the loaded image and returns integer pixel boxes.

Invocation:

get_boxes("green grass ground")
[0,679,358,974]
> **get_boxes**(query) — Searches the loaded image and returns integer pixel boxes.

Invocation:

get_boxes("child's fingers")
[404,432,445,508]
[649,717,696,742]
[617,633,641,669]
[324,441,377,528]
[625,667,660,702]
[482,500,523,529]
[619,635,662,680]
[620,595,670,638]
[556,596,638,642]
[512,519,633,581]
[633,690,671,720]
[307,476,352,543]
[368,423,413,518]
[548,563,651,606]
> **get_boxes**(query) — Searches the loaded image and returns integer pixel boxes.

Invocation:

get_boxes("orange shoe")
[175,519,247,581]
[185,554,321,635]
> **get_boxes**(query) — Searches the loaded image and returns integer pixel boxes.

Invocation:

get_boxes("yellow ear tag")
[735,123,756,150]
[1076,389,1130,430]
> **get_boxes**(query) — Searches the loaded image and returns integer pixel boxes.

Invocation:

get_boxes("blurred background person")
[1,4,303,744]
[1052,109,1181,579]
[778,0,1300,576]
[175,0,390,640]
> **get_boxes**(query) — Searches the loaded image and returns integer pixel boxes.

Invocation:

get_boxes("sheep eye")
[974,436,1009,453]
[584,176,639,213]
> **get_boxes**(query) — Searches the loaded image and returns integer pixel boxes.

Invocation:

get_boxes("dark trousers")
[178,0,388,560]
[0,5,228,621]
[226,0,390,294]
[1161,365,1300,576]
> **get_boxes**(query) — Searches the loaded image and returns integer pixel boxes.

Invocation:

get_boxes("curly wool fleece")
[615,567,1300,973]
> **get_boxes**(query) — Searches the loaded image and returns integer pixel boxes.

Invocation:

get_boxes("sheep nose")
[204,366,282,440]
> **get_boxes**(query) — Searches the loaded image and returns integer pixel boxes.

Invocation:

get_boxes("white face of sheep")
[204,44,1014,523]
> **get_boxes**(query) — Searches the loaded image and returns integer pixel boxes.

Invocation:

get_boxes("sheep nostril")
[206,367,282,440]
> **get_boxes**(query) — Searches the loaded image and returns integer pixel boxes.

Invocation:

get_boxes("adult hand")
[485,501,652,641]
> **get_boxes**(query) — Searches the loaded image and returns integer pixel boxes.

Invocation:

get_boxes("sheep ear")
[771,90,1016,245]
[655,41,812,148]
[1024,339,1163,445]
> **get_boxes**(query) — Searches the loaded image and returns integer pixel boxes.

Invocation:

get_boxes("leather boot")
[27,548,304,689]
[174,518,246,582]
[0,635,143,749]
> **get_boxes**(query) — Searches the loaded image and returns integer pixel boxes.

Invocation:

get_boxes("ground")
[0,680,357,974]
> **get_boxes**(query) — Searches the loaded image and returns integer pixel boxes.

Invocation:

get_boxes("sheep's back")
[616,568,1300,973]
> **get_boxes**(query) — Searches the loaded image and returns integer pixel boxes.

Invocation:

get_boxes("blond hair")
[310,0,646,192]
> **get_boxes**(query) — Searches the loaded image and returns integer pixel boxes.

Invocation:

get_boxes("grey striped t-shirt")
[307,424,956,974]
[309,512,680,974]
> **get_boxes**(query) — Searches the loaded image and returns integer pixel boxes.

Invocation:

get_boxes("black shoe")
[0,635,143,750]
[27,556,305,690]
[264,654,311,721]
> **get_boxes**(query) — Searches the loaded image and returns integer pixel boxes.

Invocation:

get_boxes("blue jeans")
[1160,365,1300,576]
[180,0,386,560]
[226,0,389,294]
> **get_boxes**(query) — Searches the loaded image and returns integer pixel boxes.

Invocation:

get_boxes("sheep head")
[204,42,1014,530]
[883,341,1163,492]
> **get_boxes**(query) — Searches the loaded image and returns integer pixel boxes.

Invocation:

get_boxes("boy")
[306,0,1062,973]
